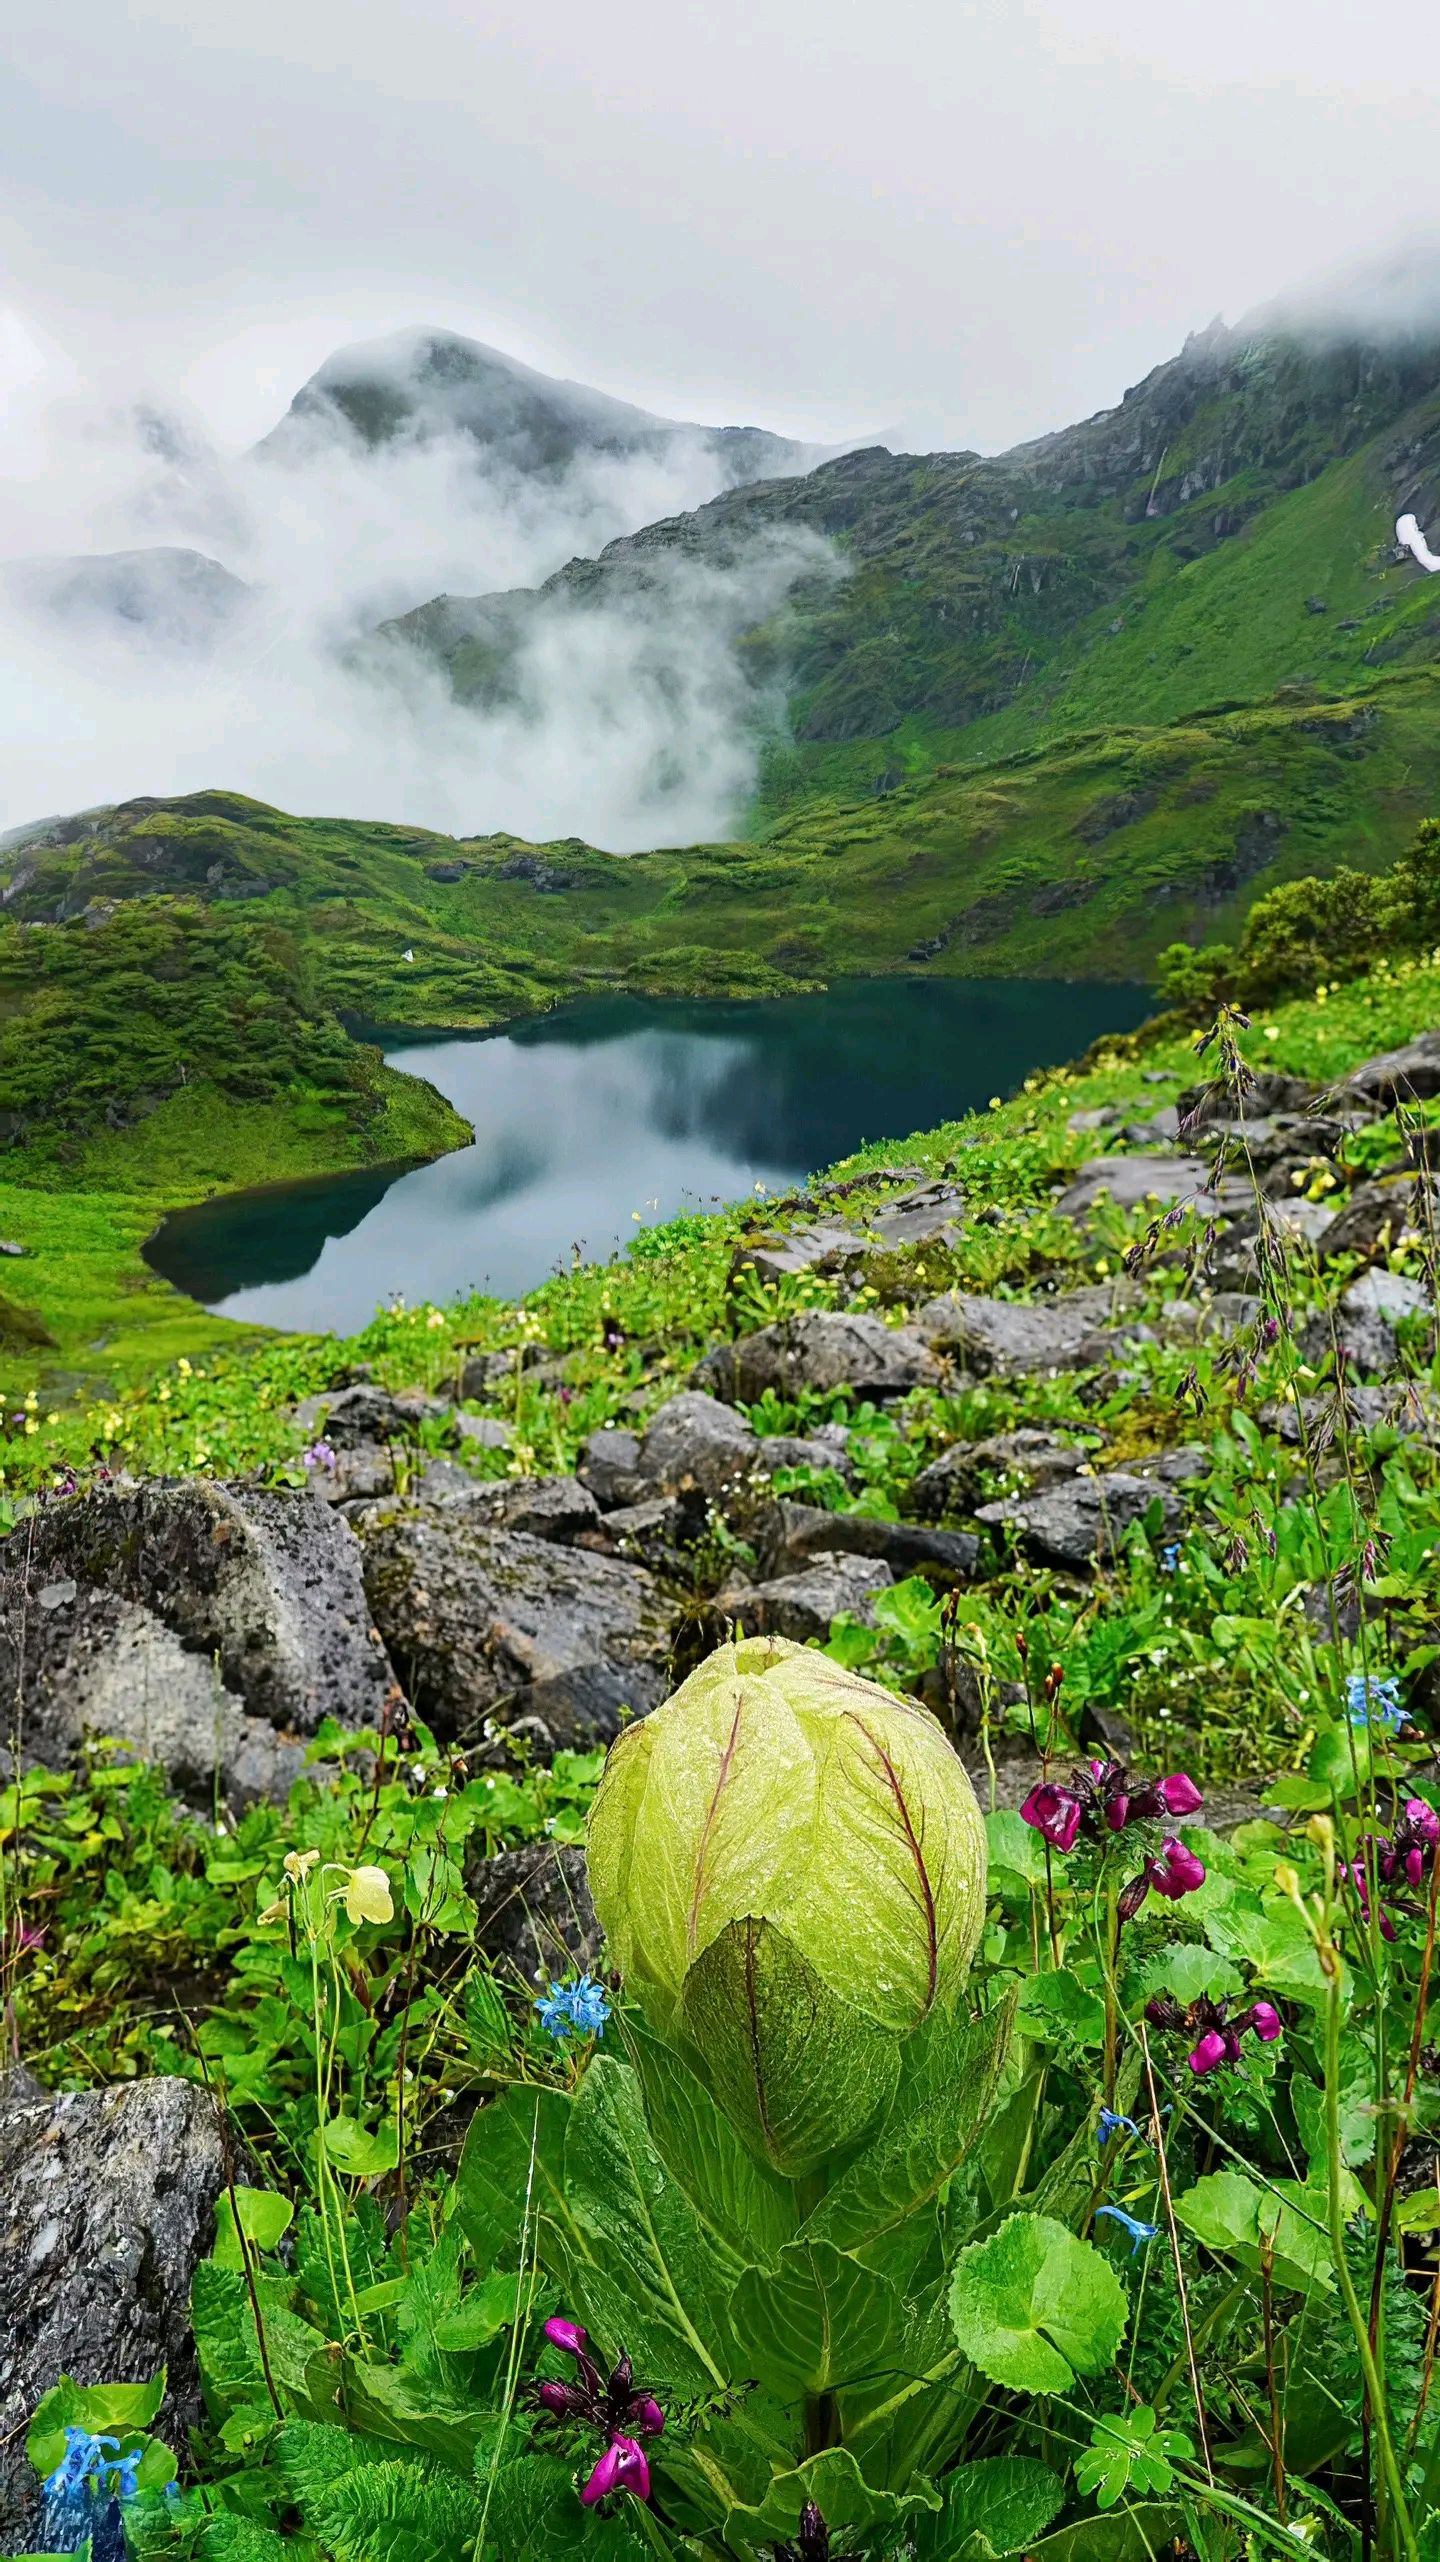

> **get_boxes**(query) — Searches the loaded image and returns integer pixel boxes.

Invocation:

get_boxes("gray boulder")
[1338,1033,1440,1108]
[1175,1070,1316,1128]
[468,1842,600,1988]
[717,1552,894,1641]
[1299,1268,1431,1378]
[0,1586,310,1808]
[0,1480,394,1746]
[978,1456,1198,1569]
[910,1428,1092,1518]
[912,1282,1140,1377]
[577,1426,647,1509]
[755,1499,980,1583]
[1053,1155,1249,1221]
[728,1220,868,1289]
[633,1391,757,1500]
[1319,1178,1440,1264]
[1068,1106,1119,1133]
[438,1474,602,1542]
[0,2071,227,2551]
[295,1382,450,1446]
[600,1496,700,1573]
[859,1179,966,1253]
[694,1311,940,1405]
[360,1510,669,1748]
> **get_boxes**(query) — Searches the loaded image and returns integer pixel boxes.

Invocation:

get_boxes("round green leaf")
[949,2213,1128,2394]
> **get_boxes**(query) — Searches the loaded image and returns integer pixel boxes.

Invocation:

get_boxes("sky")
[2,0,1439,459]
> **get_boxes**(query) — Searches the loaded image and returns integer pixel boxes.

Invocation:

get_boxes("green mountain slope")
[380,315,1440,818]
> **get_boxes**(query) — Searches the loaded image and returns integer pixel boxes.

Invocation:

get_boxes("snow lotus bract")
[586,1636,987,2175]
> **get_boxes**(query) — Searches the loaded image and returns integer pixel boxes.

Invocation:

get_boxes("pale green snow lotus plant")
[451,1638,1165,2556]
[587,1634,990,2174]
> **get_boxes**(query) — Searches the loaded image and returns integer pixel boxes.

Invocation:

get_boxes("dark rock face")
[912,1283,1141,1377]
[0,1482,394,1796]
[295,1383,450,1448]
[1175,1070,1317,1129]
[437,1475,603,1543]
[716,1553,894,1640]
[1320,1178,1440,1264]
[754,1500,981,1583]
[910,1428,1092,1517]
[1338,1034,1440,1108]
[1299,1268,1432,1377]
[0,2071,227,2550]
[577,1426,647,1509]
[632,1392,757,1500]
[1053,1155,1247,1221]
[694,1312,939,1404]
[359,1510,669,1748]
[468,1842,599,1988]
[977,1453,1201,1569]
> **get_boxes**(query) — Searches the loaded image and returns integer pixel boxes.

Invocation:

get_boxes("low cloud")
[0,317,834,846]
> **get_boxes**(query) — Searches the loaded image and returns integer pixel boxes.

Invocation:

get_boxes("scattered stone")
[1343,1269,1432,1326]
[1068,1106,1118,1133]
[977,1457,1195,1569]
[715,1553,894,1641]
[754,1432,857,1485]
[440,1475,603,1542]
[457,1349,516,1400]
[1175,1070,1316,1129]
[0,1480,394,1738]
[728,1221,868,1289]
[468,1843,599,1987]
[693,1311,940,1404]
[599,1495,701,1573]
[1338,1034,1440,1108]
[633,1391,757,1499]
[912,1282,1141,1377]
[360,1511,669,1748]
[454,1413,514,1451]
[859,1178,966,1252]
[0,1240,25,1257]
[576,1426,647,1510]
[910,1428,1093,1517]
[1053,1155,1248,1221]
[754,1499,981,1583]
[1318,1177,1440,1264]
[294,1383,449,1447]
[0,2071,227,2551]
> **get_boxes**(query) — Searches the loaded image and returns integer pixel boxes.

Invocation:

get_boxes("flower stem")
[1322,1936,1418,2562]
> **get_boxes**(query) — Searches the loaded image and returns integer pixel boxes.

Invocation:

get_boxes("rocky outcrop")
[694,1311,940,1404]
[753,1499,980,1583]
[0,1481,394,1801]
[0,2070,228,2549]
[359,1508,670,1749]
[912,1282,1143,1376]
[468,1842,599,1987]
[910,1428,1093,1518]
[977,1450,1205,1569]
[716,1553,894,1641]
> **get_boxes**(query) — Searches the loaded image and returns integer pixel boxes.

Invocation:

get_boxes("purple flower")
[1020,1780,1083,1852]
[1020,1758,1204,1857]
[581,2435,650,2507]
[1149,1991,1284,2075]
[1118,1835,1206,1923]
[526,2321,664,2504]
[301,1439,338,1474]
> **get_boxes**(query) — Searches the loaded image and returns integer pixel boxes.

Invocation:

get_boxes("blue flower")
[1346,1673,1406,1733]
[1159,1544,1181,1575]
[1095,2204,1161,2254]
[44,2429,123,2500]
[1097,2107,1142,2147]
[41,2429,137,2560]
[534,1973,611,2040]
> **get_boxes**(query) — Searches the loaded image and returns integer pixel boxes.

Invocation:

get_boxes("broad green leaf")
[433,2269,543,2352]
[301,2452,486,2562]
[985,1808,1048,1884]
[320,2114,399,2179]
[1172,2168,1335,2293]
[1073,2407,1192,2510]
[1138,1941,1242,2008]
[912,2454,1065,2558]
[213,2188,295,2268]
[1292,2062,1377,2169]
[28,2368,167,2465]
[680,1918,899,2177]
[563,2055,731,2392]
[455,2084,579,2268]
[324,2355,496,2469]
[1025,2504,1183,2559]
[625,2017,795,2274]
[1204,1898,1335,2012]
[809,1991,1018,2254]
[722,2445,940,2546]
[728,2239,906,2399]
[1016,1970,1106,2048]
[948,2214,1127,2394]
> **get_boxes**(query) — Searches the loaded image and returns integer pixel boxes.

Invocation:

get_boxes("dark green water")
[144,978,1151,1333]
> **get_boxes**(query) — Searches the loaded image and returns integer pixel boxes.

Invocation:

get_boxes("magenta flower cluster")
[527,2318,663,2508]
[1021,1759,1206,1919]
[1147,1991,1282,2077]
[1345,1796,1440,1940]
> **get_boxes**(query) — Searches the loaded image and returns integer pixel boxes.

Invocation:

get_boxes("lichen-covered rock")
[438,1474,602,1543]
[910,1428,1093,1517]
[576,1426,647,1510]
[694,1311,939,1404]
[0,1480,395,1750]
[632,1391,757,1499]
[754,1499,980,1583]
[912,1282,1141,1376]
[359,1510,669,1747]
[716,1552,894,1640]
[0,2071,227,2550]
[468,1842,599,1988]
[977,1454,1200,1569]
